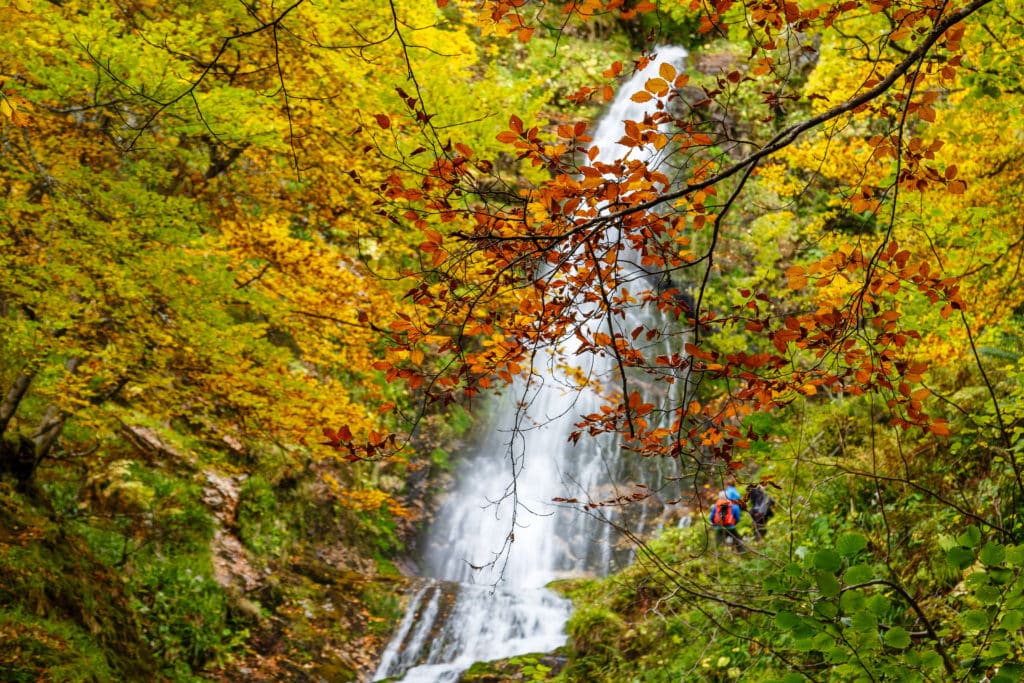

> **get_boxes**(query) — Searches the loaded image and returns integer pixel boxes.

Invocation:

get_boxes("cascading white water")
[374,46,690,683]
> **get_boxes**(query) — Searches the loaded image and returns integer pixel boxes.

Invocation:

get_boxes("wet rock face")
[194,464,410,682]
[212,528,262,593]
[201,471,264,593]
[202,470,241,524]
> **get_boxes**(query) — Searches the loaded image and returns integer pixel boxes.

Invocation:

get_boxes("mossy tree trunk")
[0,360,77,486]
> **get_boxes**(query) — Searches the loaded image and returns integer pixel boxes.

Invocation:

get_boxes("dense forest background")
[1,0,1023,681]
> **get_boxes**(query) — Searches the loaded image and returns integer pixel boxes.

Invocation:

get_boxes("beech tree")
[0,0,522,514]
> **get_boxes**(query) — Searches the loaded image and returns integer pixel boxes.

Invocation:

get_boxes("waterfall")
[374,46,690,683]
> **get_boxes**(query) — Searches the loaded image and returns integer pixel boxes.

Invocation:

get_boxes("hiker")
[709,491,743,550]
[748,483,775,539]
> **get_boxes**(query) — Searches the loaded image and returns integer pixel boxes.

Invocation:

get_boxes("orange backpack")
[711,498,737,526]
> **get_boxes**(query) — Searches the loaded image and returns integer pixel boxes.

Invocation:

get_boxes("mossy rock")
[0,487,161,682]
[461,653,567,682]
[309,659,358,681]
[0,610,115,683]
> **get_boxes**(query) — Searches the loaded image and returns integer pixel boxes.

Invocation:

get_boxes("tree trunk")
[0,368,35,437]
[32,404,66,464]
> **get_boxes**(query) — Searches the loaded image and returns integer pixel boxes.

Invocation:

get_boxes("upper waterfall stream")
[374,46,690,683]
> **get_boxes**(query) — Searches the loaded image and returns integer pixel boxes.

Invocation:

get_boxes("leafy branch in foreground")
[368,0,1010,482]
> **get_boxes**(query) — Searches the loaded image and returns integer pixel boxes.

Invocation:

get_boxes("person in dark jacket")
[748,483,775,539]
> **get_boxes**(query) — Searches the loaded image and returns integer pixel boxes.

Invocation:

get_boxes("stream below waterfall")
[373,46,691,683]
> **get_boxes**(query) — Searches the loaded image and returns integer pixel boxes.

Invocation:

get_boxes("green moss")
[548,577,600,600]
[565,604,627,659]
[463,654,565,682]
[0,486,162,682]
[0,609,114,683]
[0,469,250,682]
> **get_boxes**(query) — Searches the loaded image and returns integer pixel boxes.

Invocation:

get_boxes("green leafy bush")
[237,475,292,558]
[129,557,231,672]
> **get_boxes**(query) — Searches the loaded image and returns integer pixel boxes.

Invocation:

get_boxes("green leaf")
[836,533,868,557]
[763,572,788,592]
[974,584,1002,605]
[993,664,1024,683]
[814,600,838,619]
[984,639,1012,660]
[946,546,975,569]
[814,549,842,573]
[1005,544,1024,566]
[980,541,1006,566]
[883,626,911,649]
[867,594,891,617]
[840,588,865,612]
[999,609,1023,631]
[825,646,848,663]
[965,571,990,589]
[843,563,874,585]
[852,629,882,652]
[833,663,864,677]
[962,608,990,630]
[775,611,801,630]
[957,525,982,548]
[988,567,1015,585]
[817,570,841,597]
[921,650,945,670]
[850,611,878,633]
[792,637,815,652]
[812,631,834,650]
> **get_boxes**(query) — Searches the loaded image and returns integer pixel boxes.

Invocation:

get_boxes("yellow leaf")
[890,26,911,41]
[645,77,669,96]
[630,91,653,103]
[786,265,808,289]
[911,387,931,401]
[659,62,677,81]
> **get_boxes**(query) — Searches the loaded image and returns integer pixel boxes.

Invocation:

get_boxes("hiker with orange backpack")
[709,488,743,550]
